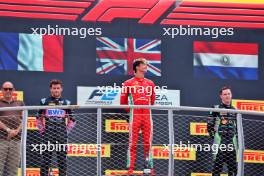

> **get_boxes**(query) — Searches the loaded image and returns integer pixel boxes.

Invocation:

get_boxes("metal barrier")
[0,105,264,176]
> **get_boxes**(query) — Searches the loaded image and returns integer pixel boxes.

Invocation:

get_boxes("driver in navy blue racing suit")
[37,79,75,176]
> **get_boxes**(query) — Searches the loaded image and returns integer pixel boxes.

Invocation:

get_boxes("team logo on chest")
[46,109,66,118]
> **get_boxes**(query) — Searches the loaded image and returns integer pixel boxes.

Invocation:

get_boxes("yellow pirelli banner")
[232,99,264,112]
[152,146,196,160]
[105,170,143,175]
[190,122,209,136]
[27,117,70,131]
[244,150,264,164]
[17,168,59,176]
[105,119,129,133]
[27,117,38,130]
[67,144,111,157]
[191,173,227,176]
[0,91,23,101]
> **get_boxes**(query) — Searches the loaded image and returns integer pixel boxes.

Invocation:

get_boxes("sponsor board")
[17,168,59,176]
[105,120,129,133]
[67,144,110,157]
[77,86,180,106]
[232,99,264,111]
[244,150,264,163]
[27,117,69,131]
[152,146,196,160]
[191,174,227,176]
[0,91,23,101]
[190,122,209,136]
[105,170,143,175]
[27,117,38,130]
[77,86,119,105]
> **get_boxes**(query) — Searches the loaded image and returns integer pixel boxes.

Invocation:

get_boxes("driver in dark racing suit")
[207,86,238,176]
[37,79,75,176]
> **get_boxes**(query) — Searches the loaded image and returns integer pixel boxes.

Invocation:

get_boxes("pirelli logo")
[232,99,264,112]
[27,117,38,130]
[17,168,59,176]
[152,146,196,160]
[105,120,129,133]
[190,122,209,136]
[67,144,111,157]
[244,150,264,163]
[0,91,23,101]
[191,173,227,176]
[105,170,143,175]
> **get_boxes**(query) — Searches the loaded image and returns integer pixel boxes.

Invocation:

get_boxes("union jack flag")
[96,37,161,76]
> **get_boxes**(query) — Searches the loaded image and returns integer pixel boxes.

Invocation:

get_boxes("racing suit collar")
[50,96,62,100]
[48,96,64,105]
[134,76,145,82]
[221,102,231,108]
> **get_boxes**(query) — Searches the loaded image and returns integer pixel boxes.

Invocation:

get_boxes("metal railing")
[1,105,264,176]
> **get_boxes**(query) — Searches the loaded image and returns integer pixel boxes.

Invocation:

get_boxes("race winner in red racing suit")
[120,58,156,175]
[37,80,75,176]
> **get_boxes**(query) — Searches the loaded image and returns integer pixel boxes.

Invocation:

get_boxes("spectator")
[0,81,24,176]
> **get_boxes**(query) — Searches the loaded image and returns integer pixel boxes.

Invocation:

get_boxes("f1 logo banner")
[77,86,180,106]
[0,0,175,23]
[82,0,176,24]
[1,0,264,28]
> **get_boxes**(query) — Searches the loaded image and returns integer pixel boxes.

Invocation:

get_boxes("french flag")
[193,41,258,80]
[0,32,63,72]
